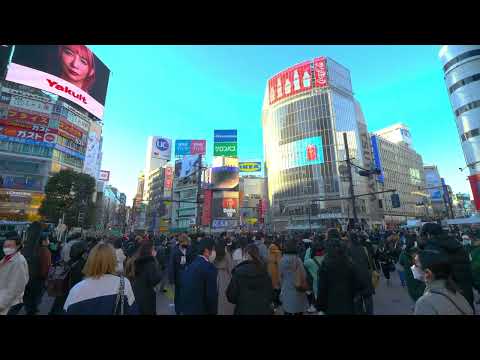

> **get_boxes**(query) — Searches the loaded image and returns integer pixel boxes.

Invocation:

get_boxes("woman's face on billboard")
[60,46,93,88]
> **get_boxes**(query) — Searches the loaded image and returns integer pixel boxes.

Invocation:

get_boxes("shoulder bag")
[429,290,468,315]
[113,275,126,315]
[46,261,71,297]
[363,246,380,289]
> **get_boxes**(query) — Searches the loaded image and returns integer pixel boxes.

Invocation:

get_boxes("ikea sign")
[239,162,261,172]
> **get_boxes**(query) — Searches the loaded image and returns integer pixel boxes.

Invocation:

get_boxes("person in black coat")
[129,240,162,315]
[226,244,274,315]
[347,233,375,315]
[419,223,475,312]
[180,238,218,315]
[168,234,194,315]
[315,237,366,315]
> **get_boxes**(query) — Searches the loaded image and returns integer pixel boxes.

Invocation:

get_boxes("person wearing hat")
[414,249,473,315]
[0,231,29,315]
[419,222,475,311]
[180,238,218,315]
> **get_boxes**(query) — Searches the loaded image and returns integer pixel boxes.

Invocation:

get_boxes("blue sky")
[90,45,469,206]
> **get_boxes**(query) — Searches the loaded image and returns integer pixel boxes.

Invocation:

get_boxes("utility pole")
[343,132,358,227]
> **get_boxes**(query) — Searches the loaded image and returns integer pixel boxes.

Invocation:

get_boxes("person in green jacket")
[398,236,425,303]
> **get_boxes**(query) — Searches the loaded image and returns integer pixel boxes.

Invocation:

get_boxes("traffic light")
[391,193,401,208]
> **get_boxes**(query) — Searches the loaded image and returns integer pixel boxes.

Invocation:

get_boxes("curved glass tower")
[439,45,480,210]
[262,57,374,231]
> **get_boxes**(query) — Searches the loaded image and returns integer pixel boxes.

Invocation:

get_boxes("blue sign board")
[175,140,191,156]
[214,129,237,143]
[55,144,85,160]
[370,135,385,184]
[0,134,55,148]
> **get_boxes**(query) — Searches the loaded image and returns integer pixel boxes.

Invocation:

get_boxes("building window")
[455,100,480,117]
[449,73,480,94]
[443,49,480,73]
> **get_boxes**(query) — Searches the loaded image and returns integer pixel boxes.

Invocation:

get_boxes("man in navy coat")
[181,238,218,315]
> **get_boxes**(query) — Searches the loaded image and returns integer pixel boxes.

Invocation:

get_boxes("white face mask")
[3,247,16,256]
[208,250,216,263]
[411,264,425,282]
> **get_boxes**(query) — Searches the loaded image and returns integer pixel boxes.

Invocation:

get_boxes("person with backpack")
[414,249,473,315]
[419,223,475,312]
[303,240,326,308]
[0,232,29,315]
[279,238,309,315]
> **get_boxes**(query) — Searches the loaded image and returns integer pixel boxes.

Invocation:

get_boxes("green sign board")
[214,142,237,157]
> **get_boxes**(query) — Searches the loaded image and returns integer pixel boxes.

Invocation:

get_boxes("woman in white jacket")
[0,232,29,315]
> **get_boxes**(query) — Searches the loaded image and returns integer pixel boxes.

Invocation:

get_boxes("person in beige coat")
[214,238,235,315]
[0,232,29,315]
[267,240,282,308]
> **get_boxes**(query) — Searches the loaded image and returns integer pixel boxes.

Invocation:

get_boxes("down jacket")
[0,252,29,315]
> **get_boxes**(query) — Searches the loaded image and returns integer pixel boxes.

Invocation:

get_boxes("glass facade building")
[262,57,373,231]
[439,45,480,210]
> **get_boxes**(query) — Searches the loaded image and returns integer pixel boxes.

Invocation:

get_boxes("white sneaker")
[307,305,317,313]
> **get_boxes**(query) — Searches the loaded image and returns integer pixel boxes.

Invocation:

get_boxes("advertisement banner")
[151,137,172,160]
[99,170,110,181]
[239,162,261,172]
[279,136,324,170]
[212,219,238,229]
[268,61,313,106]
[214,142,237,157]
[0,126,57,144]
[201,189,213,226]
[9,95,54,115]
[175,154,201,179]
[0,92,12,104]
[213,197,239,219]
[163,167,173,198]
[214,129,237,143]
[54,144,85,160]
[6,45,111,120]
[0,174,43,191]
[0,119,49,133]
[370,135,385,184]
[0,133,55,148]
[83,131,101,180]
[175,140,191,156]
[5,109,49,126]
[468,174,480,211]
[190,140,206,155]
[314,57,328,88]
[59,119,85,140]
[211,166,240,190]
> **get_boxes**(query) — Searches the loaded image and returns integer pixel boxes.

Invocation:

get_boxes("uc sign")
[239,162,261,172]
[156,138,169,151]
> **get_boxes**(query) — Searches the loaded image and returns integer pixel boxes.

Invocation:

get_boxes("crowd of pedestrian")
[1,221,479,316]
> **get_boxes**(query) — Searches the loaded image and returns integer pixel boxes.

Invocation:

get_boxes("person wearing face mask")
[414,249,473,315]
[399,236,425,305]
[168,234,194,315]
[126,239,162,315]
[180,238,218,315]
[0,232,29,315]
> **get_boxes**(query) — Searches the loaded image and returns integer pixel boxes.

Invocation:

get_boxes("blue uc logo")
[156,138,169,151]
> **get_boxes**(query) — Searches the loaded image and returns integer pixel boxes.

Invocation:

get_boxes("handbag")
[113,275,125,315]
[294,257,310,292]
[46,261,71,297]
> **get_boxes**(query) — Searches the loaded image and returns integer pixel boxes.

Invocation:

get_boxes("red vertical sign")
[314,57,328,88]
[468,174,480,210]
[202,190,213,226]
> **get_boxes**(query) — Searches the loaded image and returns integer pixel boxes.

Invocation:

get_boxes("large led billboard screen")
[175,154,201,179]
[212,197,239,219]
[211,166,239,190]
[5,45,110,120]
[279,136,324,170]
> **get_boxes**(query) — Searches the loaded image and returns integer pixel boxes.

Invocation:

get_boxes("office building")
[262,57,375,231]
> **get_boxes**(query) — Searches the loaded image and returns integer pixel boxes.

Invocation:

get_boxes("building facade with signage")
[439,45,480,211]
[239,176,267,228]
[371,128,427,225]
[262,57,375,231]
[0,80,103,221]
[423,165,448,219]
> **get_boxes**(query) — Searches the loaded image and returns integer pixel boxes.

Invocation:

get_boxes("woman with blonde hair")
[63,243,138,315]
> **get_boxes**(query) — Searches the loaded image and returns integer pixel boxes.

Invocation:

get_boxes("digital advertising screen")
[279,136,324,170]
[212,197,239,219]
[175,154,201,179]
[6,45,110,120]
[211,166,239,190]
